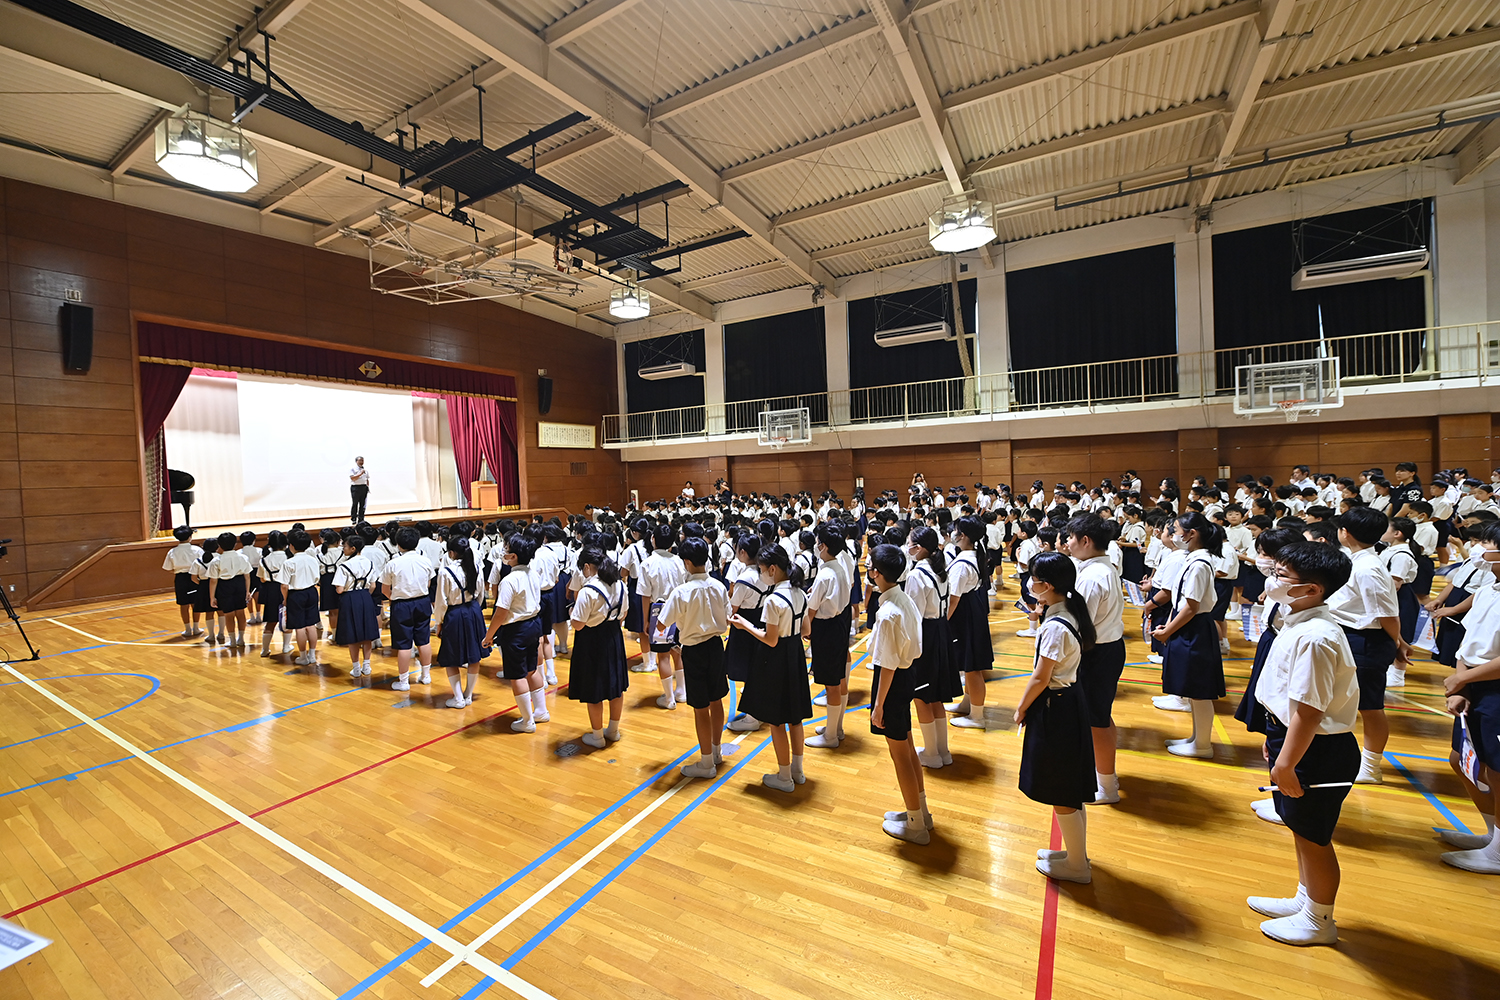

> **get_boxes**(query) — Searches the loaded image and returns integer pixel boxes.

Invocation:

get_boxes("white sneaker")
[885,809,934,831]
[1247,894,1304,918]
[1219,639,1231,655]
[361,663,372,676]
[581,732,607,749]
[727,713,760,732]
[761,772,795,792]
[1260,910,1338,946]
[417,671,431,685]
[544,667,558,685]
[1252,798,1285,825]
[1091,786,1121,805]
[1440,846,1500,873]
[805,731,841,749]
[1438,828,1492,849]
[391,679,410,691]
[204,634,219,646]
[681,760,717,778]
[510,719,536,733]
[260,648,271,658]
[950,714,987,729]
[1015,628,1037,637]
[603,728,622,743]
[1152,695,1191,712]
[881,816,931,845]
[655,694,677,710]
[1386,665,1406,688]
[917,750,944,768]
[444,697,468,709]
[350,665,363,677]
[943,701,969,715]
[1147,653,1163,664]
[1166,742,1213,759]
[813,690,828,706]
[1355,762,1383,785]
[1035,857,1091,883]
[628,662,653,673]
[532,710,550,724]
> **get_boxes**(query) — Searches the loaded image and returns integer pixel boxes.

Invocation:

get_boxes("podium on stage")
[472,481,500,512]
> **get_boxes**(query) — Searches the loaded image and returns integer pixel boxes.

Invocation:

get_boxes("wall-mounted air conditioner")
[873,321,953,347]
[638,362,697,380]
[1291,248,1429,290]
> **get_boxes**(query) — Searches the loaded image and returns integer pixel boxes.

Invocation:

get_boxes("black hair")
[814,522,847,556]
[652,523,676,551]
[344,534,366,553]
[238,530,257,547]
[1065,512,1112,551]
[199,537,220,557]
[955,516,989,580]
[1304,522,1338,543]
[1388,516,1416,542]
[173,525,193,542]
[1276,540,1352,599]
[869,543,905,585]
[797,529,816,552]
[395,526,419,551]
[1335,506,1388,547]
[506,533,538,564]
[264,529,287,554]
[578,546,621,586]
[757,542,804,589]
[318,528,339,552]
[908,525,948,582]
[287,529,311,553]
[446,536,478,593]
[1174,511,1225,556]
[217,531,237,549]
[1028,551,1096,651]
[678,536,710,567]
[1254,525,1304,558]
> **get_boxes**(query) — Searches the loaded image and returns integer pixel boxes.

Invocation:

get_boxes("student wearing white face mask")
[1429,525,1500,666]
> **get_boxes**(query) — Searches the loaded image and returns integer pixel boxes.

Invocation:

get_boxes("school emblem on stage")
[359,360,383,379]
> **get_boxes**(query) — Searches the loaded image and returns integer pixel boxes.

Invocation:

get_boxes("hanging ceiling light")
[928,190,996,254]
[154,110,259,193]
[609,282,651,320]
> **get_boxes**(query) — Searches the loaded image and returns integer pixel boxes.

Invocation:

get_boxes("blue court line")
[1385,752,1471,834]
[0,688,360,800]
[0,672,160,750]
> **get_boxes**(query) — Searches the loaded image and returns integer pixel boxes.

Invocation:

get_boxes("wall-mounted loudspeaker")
[537,375,554,415]
[60,302,94,373]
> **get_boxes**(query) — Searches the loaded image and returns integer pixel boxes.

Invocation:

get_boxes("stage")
[26,506,568,612]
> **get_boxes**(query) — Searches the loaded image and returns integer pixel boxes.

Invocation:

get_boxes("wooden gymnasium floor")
[1,579,1497,1000]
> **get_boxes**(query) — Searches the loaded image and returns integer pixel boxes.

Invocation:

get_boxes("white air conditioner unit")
[873,321,953,347]
[1291,248,1429,290]
[638,362,697,380]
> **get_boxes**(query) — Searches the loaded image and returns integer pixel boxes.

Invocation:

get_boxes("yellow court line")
[45,618,184,648]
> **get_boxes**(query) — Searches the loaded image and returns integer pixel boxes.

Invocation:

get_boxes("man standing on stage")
[350,456,370,522]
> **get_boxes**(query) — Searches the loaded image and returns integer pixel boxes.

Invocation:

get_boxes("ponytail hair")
[908,525,948,581]
[757,542,804,589]
[446,536,479,593]
[578,546,620,586]
[1175,511,1226,556]
[1029,551,1096,651]
[956,516,989,580]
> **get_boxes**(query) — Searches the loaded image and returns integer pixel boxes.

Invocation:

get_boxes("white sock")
[1361,748,1383,771]
[646,651,657,670]
[398,670,409,683]
[605,719,620,739]
[918,791,929,819]
[933,717,950,756]
[1305,897,1333,923]
[674,668,686,700]
[1293,883,1309,908]
[778,763,792,782]
[907,809,923,826]
[516,691,534,724]
[659,674,675,703]
[545,656,555,674]
[1190,700,1215,750]
[918,719,938,753]
[791,753,804,778]
[450,677,464,701]
[594,728,607,743]
[830,695,846,737]
[969,703,985,722]
[1484,814,1498,837]
[530,688,547,714]
[464,673,477,699]
[1056,810,1087,863]
[698,752,714,768]
[1097,771,1119,794]
[712,742,721,761]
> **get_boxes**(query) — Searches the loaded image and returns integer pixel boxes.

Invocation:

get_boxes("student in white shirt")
[638,524,688,709]
[483,534,548,732]
[1381,517,1421,689]
[1248,542,1360,946]
[724,534,768,734]
[1437,543,1500,873]
[379,526,436,691]
[567,546,631,746]
[239,531,263,626]
[866,543,931,844]
[162,525,204,638]
[257,532,291,657]
[730,546,812,793]
[190,537,221,646]
[282,530,323,668]
[1015,552,1099,885]
[905,527,955,769]
[617,519,654,674]
[803,525,853,749]
[209,531,253,649]
[1151,513,1227,759]
[661,538,732,778]
[333,535,379,679]
[1063,514,1127,804]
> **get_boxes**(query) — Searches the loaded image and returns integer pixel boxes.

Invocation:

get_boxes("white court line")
[45,618,182,648]
[1389,689,1452,717]
[422,728,755,988]
[0,662,557,1000]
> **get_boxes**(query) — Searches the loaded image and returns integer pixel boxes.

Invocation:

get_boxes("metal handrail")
[601,320,1500,445]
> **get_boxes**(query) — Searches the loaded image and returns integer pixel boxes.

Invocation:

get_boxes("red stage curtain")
[445,397,483,505]
[138,322,517,400]
[496,399,520,507]
[445,396,520,508]
[140,362,192,529]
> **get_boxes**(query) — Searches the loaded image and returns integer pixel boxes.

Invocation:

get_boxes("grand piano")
[168,468,195,528]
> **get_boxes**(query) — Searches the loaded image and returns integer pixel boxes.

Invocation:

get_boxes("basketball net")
[1276,399,1305,422]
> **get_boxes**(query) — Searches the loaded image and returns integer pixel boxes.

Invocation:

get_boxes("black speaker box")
[60,302,94,373]
[537,375,554,415]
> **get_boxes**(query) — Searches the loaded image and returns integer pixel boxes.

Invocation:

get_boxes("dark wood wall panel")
[3,178,624,605]
[1220,418,1437,482]
[853,443,982,501]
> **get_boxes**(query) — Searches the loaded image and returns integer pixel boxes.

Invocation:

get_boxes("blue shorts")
[389,596,433,651]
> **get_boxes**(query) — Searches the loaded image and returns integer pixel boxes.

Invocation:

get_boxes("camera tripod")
[0,539,41,662]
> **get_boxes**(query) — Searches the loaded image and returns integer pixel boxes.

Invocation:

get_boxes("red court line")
[1033,814,1062,1000]
[2,686,563,920]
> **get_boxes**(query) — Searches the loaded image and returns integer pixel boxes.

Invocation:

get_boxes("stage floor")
[1,581,1494,1000]
[171,506,515,540]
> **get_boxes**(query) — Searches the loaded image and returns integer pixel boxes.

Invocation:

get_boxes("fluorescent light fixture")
[155,110,259,193]
[928,191,996,253]
[609,283,651,319]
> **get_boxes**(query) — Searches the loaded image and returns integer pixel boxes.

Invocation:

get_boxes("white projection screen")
[163,371,451,524]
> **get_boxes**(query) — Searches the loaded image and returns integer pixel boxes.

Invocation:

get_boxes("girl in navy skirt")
[1152,512,1227,759]
[948,517,995,730]
[333,535,379,678]
[258,531,288,658]
[724,533,766,733]
[1428,532,1497,665]
[434,537,486,708]
[619,519,654,674]
[730,545,811,792]
[316,529,344,637]
[191,537,220,646]
[1014,552,1098,885]
[1235,526,1304,825]
[906,527,955,768]
[567,547,629,747]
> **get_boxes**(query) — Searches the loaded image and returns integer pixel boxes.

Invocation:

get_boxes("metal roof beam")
[677,260,787,291]
[1256,24,1500,103]
[1454,117,1500,186]
[720,108,921,183]
[398,0,836,292]
[106,0,315,176]
[543,0,649,48]
[649,12,878,120]
[773,172,944,226]
[810,225,928,261]
[1194,0,1296,207]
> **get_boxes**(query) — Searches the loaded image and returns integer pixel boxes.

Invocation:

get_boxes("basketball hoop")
[1276,399,1306,422]
[770,435,788,450]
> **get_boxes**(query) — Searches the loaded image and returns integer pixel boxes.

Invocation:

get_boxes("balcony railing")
[603,321,1500,446]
